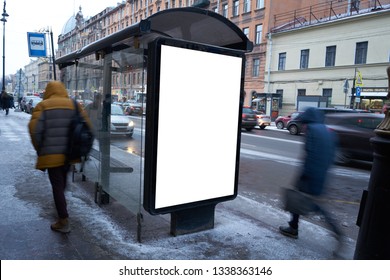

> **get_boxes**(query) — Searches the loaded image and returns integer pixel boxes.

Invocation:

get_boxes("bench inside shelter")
[72,148,134,182]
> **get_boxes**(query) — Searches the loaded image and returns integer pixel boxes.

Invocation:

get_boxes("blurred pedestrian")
[1,90,11,115]
[279,107,343,242]
[28,81,92,233]
[9,94,14,109]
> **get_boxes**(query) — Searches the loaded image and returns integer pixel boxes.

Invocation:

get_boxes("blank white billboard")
[153,43,243,210]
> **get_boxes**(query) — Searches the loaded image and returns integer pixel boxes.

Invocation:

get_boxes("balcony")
[272,0,390,32]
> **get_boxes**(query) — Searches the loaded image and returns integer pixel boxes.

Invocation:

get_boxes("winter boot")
[51,218,70,233]
[279,225,298,239]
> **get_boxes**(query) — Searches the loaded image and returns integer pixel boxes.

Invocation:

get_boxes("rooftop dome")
[61,6,84,35]
[61,16,77,35]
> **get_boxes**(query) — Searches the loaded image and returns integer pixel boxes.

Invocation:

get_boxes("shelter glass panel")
[61,48,145,217]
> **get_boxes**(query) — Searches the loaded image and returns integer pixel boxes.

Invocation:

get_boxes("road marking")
[240,148,370,180]
[242,133,303,145]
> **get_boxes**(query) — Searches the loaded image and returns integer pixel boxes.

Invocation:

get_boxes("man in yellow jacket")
[28,81,93,233]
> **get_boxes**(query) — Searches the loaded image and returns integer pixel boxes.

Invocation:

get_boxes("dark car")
[241,107,257,131]
[275,111,301,129]
[325,113,384,164]
[287,108,370,135]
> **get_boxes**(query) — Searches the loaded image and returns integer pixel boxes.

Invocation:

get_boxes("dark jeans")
[48,165,70,219]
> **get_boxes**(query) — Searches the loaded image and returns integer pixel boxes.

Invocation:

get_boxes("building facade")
[18,0,389,117]
[266,1,390,116]
[55,0,325,104]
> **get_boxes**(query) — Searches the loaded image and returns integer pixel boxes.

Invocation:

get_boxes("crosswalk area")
[0,110,31,143]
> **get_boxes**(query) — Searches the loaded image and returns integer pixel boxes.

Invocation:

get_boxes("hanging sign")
[27,32,47,57]
[355,70,363,87]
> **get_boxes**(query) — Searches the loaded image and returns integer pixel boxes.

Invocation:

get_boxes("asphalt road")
[110,121,371,241]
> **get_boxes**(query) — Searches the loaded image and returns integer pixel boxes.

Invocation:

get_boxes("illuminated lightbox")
[144,37,244,214]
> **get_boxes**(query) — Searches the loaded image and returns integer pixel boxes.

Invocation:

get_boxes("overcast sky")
[4,0,120,75]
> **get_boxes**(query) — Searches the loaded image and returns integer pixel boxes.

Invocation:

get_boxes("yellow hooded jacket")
[28,81,93,170]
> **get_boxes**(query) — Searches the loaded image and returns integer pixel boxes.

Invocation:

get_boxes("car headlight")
[128,120,134,128]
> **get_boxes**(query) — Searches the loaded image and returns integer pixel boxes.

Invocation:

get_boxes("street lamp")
[1,0,8,92]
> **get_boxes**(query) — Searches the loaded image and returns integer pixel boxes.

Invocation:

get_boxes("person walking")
[279,107,342,242]
[28,81,92,233]
[1,90,11,115]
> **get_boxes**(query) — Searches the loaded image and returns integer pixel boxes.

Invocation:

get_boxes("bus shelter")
[56,7,253,241]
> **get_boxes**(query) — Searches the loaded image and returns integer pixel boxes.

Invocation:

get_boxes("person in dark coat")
[279,107,342,240]
[1,90,11,115]
[28,81,93,233]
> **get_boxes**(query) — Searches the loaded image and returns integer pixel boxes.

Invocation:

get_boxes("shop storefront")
[251,93,282,120]
[357,87,388,113]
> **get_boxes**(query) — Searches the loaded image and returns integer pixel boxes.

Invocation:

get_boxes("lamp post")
[1,0,8,92]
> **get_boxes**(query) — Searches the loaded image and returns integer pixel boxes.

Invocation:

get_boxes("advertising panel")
[144,37,245,214]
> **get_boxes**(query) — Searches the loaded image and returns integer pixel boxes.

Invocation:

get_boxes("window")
[243,27,249,38]
[276,89,283,108]
[255,24,262,45]
[244,0,251,13]
[257,0,264,9]
[298,89,306,96]
[325,46,336,67]
[252,58,260,77]
[222,4,228,17]
[323,88,332,105]
[278,52,286,71]
[355,41,368,64]
[233,0,239,16]
[300,49,310,69]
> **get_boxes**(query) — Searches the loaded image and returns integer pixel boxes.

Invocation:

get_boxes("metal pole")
[50,29,56,80]
[1,0,8,92]
[354,66,390,259]
[2,17,5,91]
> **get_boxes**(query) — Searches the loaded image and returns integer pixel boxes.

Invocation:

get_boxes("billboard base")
[170,204,216,236]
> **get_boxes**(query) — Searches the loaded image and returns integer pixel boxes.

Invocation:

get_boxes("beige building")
[266,2,390,116]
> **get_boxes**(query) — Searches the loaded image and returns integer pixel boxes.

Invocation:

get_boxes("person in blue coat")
[279,107,342,240]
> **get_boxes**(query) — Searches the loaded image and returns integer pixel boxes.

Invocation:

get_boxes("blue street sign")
[27,32,47,57]
[356,86,361,97]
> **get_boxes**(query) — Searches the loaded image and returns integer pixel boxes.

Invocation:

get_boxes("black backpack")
[68,100,94,163]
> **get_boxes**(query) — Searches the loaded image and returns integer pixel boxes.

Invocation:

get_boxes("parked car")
[287,108,370,135]
[25,96,43,114]
[275,112,301,129]
[241,107,257,131]
[111,104,135,137]
[325,113,384,164]
[254,111,271,129]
